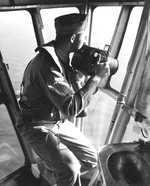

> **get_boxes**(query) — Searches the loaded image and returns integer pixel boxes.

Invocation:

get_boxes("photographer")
[16,13,110,186]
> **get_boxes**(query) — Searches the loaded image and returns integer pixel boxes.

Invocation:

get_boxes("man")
[16,13,110,186]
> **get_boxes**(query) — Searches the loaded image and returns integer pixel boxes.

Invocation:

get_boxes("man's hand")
[92,62,110,79]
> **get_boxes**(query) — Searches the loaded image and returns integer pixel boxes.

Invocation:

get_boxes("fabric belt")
[20,107,58,121]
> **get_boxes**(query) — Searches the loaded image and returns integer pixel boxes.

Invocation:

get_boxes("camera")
[71,44,119,76]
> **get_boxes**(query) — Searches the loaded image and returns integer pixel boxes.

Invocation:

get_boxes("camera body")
[71,44,118,76]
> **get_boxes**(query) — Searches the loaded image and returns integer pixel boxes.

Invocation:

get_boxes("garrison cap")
[55,13,87,35]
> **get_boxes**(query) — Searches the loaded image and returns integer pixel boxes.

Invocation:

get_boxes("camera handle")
[104,44,111,55]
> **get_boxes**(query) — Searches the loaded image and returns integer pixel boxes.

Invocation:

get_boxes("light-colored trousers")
[16,114,97,186]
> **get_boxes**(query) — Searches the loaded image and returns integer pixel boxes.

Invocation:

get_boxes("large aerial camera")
[71,44,119,76]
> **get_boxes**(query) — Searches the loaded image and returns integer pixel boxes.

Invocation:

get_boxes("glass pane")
[84,7,143,148]
[91,6,121,49]
[84,7,121,148]
[0,105,24,180]
[0,10,37,90]
[120,7,143,142]
[0,10,37,179]
[84,91,116,149]
[112,7,143,91]
[41,7,79,42]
